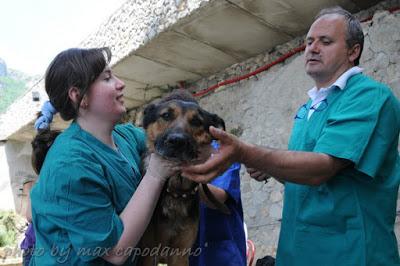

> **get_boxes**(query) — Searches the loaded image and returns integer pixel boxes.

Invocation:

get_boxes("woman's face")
[85,66,126,122]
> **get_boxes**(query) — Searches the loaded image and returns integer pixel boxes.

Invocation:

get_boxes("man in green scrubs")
[182,6,400,266]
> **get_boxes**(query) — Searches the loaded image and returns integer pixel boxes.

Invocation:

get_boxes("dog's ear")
[202,110,225,131]
[142,103,158,129]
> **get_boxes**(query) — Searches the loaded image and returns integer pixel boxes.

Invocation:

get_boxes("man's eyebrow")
[306,35,332,41]
[320,35,333,41]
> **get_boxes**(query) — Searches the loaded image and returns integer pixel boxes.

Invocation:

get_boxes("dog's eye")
[190,116,202,127]
[160,112,173,121]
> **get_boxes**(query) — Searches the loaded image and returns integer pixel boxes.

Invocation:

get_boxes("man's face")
[304,14,354,88]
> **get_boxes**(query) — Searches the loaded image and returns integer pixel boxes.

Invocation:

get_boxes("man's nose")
[307,41,320,53]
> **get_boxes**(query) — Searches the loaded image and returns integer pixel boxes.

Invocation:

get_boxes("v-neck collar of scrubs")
[69,122,140,177]
[306,66,363,120]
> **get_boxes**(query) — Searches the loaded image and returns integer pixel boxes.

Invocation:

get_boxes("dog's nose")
[165,133,188,148]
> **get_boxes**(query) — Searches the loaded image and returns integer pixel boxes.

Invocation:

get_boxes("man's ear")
[142,103,158,129]
[348,43,361,64]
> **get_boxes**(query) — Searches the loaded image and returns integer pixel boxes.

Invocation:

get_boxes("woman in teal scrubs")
[29,48,177,265]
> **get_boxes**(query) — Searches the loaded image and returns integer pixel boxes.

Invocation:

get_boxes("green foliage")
[0,211,19,247]
[0,76,28,114]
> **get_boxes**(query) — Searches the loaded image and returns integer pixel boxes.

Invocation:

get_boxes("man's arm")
[241,143,351,185]
[182,127,351,186]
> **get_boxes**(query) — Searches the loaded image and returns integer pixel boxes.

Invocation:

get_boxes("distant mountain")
[8,68,40,84]
[0,58,40,114]
[0,57,7,77]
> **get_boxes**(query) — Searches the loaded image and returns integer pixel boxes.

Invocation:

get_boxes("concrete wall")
[196,9,400,259]
[0,142,14,211]
[0,141,36,215]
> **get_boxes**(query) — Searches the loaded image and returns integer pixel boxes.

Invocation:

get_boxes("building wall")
[0,142,14,211]
[196,9,400,259]
[0,140,36,215]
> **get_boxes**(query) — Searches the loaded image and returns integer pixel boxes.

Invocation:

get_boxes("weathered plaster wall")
[0,142,14,211]
[0,141,36,214]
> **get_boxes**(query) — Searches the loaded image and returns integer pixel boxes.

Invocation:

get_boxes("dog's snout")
[165,133,188,148]
[155,131,197,161]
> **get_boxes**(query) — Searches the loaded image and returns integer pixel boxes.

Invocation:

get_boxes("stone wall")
[194,8,400,259]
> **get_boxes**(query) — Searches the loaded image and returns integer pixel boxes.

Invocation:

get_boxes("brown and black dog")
[139,90,226,266]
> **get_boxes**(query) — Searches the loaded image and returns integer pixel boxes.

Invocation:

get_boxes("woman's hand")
[145,153,180,182]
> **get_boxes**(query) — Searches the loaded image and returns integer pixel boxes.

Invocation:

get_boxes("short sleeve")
[355,96,400,177]
[210,163,241,203]
[52,159,124,262]
[314,84,400,178]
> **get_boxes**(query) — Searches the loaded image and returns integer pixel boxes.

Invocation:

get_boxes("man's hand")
[194,144,214,164]
[182,126,246,183]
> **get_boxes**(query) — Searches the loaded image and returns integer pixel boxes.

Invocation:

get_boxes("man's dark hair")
[316,6,364,66]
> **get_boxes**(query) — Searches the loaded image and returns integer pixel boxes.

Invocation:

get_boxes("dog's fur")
[139,90,225,266]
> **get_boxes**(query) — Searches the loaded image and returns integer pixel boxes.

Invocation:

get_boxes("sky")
[0,0,126,76]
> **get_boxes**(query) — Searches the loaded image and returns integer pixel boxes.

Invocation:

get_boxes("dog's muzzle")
[155,131,197,161]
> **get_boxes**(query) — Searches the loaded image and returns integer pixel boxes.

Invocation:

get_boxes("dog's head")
[142,90,225,162]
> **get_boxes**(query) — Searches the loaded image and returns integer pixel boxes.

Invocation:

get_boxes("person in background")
[20,174,36,266]
[182,6,400,266]
[189,140,246,265]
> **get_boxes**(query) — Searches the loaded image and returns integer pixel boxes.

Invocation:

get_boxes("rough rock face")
[0,58,7,77]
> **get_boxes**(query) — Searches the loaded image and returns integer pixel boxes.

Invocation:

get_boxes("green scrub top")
[276,74,400,266]
[30,122,146,266]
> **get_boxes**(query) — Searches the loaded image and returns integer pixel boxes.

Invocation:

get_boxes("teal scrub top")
[276,73,400,266]
[30,122,146,266]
